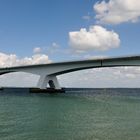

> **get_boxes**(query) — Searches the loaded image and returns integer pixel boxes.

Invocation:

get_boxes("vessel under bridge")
[0,56,140,89]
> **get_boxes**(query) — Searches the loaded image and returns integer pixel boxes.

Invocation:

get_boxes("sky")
[0,0,140,88]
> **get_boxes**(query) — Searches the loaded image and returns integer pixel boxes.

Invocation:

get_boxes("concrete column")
[37,75,61,89]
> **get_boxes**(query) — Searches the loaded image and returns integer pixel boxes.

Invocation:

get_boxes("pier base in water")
[29,88,65,93]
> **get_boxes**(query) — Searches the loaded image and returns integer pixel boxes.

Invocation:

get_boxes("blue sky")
[0,0,140,87]
[0,0,93,59]
[0,0,139,60]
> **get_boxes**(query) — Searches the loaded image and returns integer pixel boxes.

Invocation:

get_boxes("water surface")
[0,88,140,140]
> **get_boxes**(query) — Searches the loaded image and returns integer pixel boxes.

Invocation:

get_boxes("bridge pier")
[37,75,61,89]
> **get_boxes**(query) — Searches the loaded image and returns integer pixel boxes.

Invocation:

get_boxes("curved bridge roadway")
[0,55,140,89]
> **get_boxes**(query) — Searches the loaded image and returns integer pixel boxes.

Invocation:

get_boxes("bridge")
[0,55,140,89]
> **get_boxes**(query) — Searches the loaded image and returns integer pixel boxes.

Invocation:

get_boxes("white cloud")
[94,0,140,24]
[82,12,91,21]
[52,42,59,48]
[33,47,41,53]
[82,15,91,20]
[0,52,51,67]
[83,55,108,59]
[0,52,51,87]
[59,67,140,88]
[69,25,120,52]
[46,42,61,55]
[0,72,39,87]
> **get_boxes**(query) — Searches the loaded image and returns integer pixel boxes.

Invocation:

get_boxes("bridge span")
[0,55,140,89]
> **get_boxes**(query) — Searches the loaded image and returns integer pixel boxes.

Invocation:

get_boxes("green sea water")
[0,88,140,140]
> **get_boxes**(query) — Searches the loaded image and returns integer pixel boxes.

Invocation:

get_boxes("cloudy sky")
[0,0,140,88]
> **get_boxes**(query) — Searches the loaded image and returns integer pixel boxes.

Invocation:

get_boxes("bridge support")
[37,75,61,89]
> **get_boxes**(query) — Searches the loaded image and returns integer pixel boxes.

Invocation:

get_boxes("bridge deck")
[0,55,140,70]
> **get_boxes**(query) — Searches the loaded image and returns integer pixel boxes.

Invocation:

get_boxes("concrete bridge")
[0,55,140,89]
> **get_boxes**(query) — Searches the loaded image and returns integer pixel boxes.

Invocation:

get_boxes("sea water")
[0,88,140,140]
